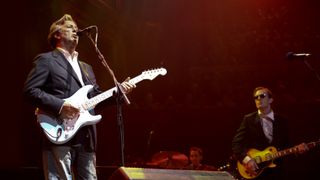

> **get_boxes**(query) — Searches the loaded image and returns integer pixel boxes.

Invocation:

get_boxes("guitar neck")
[273,140,320,159]
[84,75,144,110]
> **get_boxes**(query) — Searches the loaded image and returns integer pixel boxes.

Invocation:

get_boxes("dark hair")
[190,147,203,156]
[253,86,273,98]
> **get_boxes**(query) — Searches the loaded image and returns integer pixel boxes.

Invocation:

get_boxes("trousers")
[42,145,97,180]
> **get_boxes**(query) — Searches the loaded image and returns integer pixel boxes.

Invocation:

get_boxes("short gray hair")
[47,14,75,48]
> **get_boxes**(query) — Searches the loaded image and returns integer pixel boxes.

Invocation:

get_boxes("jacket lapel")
[52,49,83,87]
[78,61,91,85]
[254,113,270,144]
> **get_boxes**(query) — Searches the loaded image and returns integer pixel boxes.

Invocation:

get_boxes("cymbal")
[149,151,188,169]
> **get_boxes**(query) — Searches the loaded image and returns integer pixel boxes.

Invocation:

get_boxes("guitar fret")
[85,89,114,110]
[276,146,304,159]
[82,75,145,110]
[82,68,167,110]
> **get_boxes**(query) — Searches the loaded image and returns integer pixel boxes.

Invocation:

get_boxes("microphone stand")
[83,26,129,167]
[145,130,154,164]
[301,57,320,82]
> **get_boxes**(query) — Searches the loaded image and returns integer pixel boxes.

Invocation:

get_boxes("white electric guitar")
[37,68,167,144]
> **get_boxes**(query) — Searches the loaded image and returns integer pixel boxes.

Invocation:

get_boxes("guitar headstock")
[141,68,167,80]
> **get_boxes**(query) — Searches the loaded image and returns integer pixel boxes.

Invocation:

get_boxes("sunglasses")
[254,93,268,100]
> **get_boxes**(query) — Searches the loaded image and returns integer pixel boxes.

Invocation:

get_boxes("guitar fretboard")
[273,140,320,159]
[83,75,144,110]
[78,68,166,111]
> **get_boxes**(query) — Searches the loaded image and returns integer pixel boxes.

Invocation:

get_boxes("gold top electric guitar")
[237,139,320,179]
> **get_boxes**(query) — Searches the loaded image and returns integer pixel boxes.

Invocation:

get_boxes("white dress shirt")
[57,47,85,86]
[258,110,274,143]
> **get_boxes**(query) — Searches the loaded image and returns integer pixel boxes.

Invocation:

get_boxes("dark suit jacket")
[24,49,105,151]
[231,111,291,179]
[232,111,290,162]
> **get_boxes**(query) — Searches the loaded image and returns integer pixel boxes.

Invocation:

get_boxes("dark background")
[2,0,320,179]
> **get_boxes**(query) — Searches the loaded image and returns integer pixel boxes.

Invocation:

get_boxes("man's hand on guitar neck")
[121,77,136,94]
[295,143,309,154]
[243,156,259,176]
[60,102,80,120]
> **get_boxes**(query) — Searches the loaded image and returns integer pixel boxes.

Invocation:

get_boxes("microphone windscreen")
[286,52,294,60]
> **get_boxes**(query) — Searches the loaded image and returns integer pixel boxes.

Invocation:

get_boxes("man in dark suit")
[231,86,308,180]
[24,14,135,180]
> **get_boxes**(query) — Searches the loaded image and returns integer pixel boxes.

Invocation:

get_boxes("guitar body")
[237,146,277,179]
[236,140,319,179]
[37,85,102,144]
[36,68,167,145]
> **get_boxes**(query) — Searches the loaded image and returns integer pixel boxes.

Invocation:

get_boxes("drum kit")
[145,151,189,169]
[123,151,241,179]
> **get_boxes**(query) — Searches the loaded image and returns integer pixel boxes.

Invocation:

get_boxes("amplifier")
[109,167,235,180]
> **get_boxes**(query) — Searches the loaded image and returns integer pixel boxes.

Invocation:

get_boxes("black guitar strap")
[79,61,94,85]
[78,61,98,150]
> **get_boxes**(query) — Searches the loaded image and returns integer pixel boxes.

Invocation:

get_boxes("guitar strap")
[79,61,92,85]
[79,61,98,150]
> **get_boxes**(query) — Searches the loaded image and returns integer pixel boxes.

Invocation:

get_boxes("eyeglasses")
[254,93,268,100]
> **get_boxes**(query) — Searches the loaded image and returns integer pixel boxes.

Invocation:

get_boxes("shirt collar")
[56,47,78,60]
[258,110,274,121]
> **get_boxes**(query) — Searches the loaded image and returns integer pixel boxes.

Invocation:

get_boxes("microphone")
[286,52,311,60]
[77,26,96,36]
